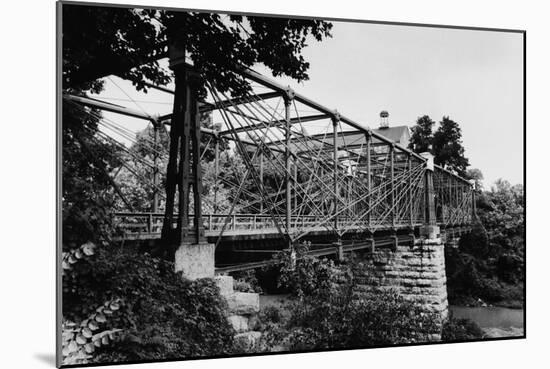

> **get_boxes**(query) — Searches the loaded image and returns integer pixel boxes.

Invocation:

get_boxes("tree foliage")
[63,246,235,364]
[408,115,470,177]
[408,115,435,153]
[63,4,332,97]
[433,116,470,176]
[62,103,122,247]
[445,178,524,306]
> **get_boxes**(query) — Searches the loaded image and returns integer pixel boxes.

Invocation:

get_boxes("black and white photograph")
[56,1,525,367]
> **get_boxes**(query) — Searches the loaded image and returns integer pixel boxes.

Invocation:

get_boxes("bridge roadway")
[113,212,472,273]
[112,212,442,242]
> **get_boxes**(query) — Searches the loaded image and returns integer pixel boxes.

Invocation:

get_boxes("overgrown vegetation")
[408,115,524,308]
[445,180,524,308]
[252,244,441,352]
[63,246,235,364]
[442,315,485,341]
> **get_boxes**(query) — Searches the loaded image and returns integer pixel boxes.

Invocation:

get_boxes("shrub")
[442,316,484,341]
[231,269,263,293]
[262,249,440,351]
[286,287,439,350]
[275,241,338,298]
[63,246,235,364]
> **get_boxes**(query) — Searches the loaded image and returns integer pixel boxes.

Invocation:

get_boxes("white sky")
[98,20,524,188]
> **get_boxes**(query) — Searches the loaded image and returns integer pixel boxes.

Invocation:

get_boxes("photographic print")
[57,1,525,367]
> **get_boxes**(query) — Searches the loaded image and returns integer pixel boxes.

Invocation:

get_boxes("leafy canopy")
[408,115,470,177]
[63,4,333,96]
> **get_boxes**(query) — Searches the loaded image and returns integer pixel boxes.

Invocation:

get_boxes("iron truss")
[63,63,475,247]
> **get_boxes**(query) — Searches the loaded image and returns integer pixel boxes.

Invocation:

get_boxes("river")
[449,305,524,338]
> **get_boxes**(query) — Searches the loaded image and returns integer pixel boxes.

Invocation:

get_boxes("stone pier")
[352,234,449,340]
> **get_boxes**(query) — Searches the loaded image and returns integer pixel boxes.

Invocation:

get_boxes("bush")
[496,254,523,284]
[286,287,439,350]
[63,246,235,364]
[231,270,263,294]
[442,316,484,341]
[275,242,338,298]
[258,249,440,351]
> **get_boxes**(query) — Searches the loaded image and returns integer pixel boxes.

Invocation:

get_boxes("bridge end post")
[167,46,215,280]
[419,152,440,240]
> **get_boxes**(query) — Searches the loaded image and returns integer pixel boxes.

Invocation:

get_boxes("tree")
[408,115,435,153]
[465,168,484,191]
[62,102,123,247]
[63,4,333,96]
[432,116,469,177]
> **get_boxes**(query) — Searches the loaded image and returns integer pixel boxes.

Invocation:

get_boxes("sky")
[98,20,524,188]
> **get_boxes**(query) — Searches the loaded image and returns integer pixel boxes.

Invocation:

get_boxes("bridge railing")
[112,211,431,239]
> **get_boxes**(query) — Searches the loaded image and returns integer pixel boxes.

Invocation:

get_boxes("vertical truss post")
[259,150,264,214]
[419,152,439,239]
[162,47,207,252]
[408,153,413,228]
[294,160,298,211]
[165,45,214,279]
[152,120,160,213]
[284,87,295,246]
[332,112,341,234]
[213,124,220,214]
[390,145,396,229]
[469,179,476,223]
[446,173,451,225]
[366,132,372,229]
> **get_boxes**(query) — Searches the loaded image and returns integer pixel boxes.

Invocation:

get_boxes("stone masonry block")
[175,242,215,280]
[214,275,234,297]
[227,314,249,333]
[227,292,260,315]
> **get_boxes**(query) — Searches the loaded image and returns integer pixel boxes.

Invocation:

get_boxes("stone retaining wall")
[215,276,262,349]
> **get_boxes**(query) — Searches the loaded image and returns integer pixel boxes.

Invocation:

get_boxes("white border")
[1,0,546,368]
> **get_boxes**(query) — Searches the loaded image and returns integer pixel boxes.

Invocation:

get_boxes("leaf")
[103,308,113,315]
[88,320,99,331]
[95,313,106,323]
[101,335,109,345]
[82,328,93,338]
[82,242,96,256]
[68,255,77,264]
[74,249,83,259]
[84,343,95,354]
[75,335,86,345]
[68,340,78,353]
[109,301,120,311]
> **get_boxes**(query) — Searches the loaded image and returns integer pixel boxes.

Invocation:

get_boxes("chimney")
[379,110,389,129]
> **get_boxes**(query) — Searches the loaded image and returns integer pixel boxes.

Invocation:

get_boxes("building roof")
[372,125,410,144]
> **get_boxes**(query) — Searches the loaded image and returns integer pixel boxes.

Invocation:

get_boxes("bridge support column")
[164,47,215,280]
[175,243,215,280]
[354,237,449,340]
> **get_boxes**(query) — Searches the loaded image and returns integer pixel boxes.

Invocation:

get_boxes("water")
[449,305,524,338]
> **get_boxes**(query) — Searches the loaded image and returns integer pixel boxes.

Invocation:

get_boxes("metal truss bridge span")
[63,59,476,270]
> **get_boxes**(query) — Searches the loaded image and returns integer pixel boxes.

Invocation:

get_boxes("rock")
[227,292,260,315]
[227,315,249,332]
[214,275,234,297]
[234,331,262,351]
